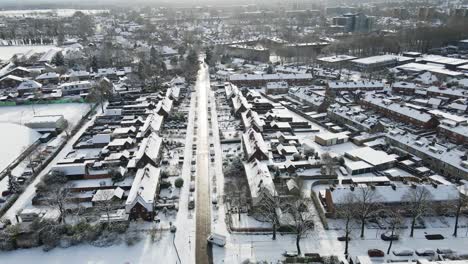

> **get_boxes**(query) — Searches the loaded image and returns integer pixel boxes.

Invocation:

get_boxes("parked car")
[188,196,195,210]
[437,248,455,254]
[393,248,414,256]
[368,249,385,257]
[282,251,298,257]
[416,249,436,256]
[189,182,195,192]
[337,236,351,242]
[381,232,399,241]
[207,233,226,247]
[212,194,218,204]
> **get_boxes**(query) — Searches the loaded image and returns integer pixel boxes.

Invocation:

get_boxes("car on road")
[368,249,385,257]
[190,182,195,192]
[207,233,226,247]
[212,194,218,204]
[393,248,414,256]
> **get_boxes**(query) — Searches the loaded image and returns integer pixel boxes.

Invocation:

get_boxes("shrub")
[108,222,128,234]
[160,180,172,189]
[125,232,141,246]
[174,178,184,188]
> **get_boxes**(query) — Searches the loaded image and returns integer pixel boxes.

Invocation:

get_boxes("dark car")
[337,236,351,242]
[381,233,399,241]
[368,249,385,257]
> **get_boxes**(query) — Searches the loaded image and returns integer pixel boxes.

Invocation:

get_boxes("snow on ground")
[0,231,179,264]
[213,219,468,263]
[0,45,58,61]
[0,103,90,127]
[0,123,40,172]
[0,9,108,18]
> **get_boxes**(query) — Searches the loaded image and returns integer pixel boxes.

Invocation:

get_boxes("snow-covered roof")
[242,128,269,161]
[135,133,162,165]
[244,159,276,203]
[317,55,357,63]
[345,147,396,167]
[17,80,42,90]
[352,55,413,65]
[230,73,313,82]
[332,185,459,205]
[36,72,60,80]
[419,54,468,66]
[125,164,161,212]
[363,94,434,123]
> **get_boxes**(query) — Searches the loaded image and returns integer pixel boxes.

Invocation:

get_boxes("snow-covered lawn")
[0,103,90,127]
[213,219,468,263]
[0,231,180,264]
[0,123,40,173]
[0,45,58,60]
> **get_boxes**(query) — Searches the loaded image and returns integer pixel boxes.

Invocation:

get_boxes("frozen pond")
[0,45,58,61]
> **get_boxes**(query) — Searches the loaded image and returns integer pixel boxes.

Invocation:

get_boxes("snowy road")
[194,61,212,264]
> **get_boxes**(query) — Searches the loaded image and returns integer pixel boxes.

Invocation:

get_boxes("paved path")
[195,61,212,264]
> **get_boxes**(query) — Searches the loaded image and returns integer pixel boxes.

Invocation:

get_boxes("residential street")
[194,60,212,264]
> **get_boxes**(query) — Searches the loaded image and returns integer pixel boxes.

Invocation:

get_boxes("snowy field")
[0,45,58,61]
[0,103,90,127]
[0,231,180,264]
[0,103,89,192]
[0,9,108,18]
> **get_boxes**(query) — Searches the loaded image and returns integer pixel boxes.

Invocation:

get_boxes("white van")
[207,233,226,247]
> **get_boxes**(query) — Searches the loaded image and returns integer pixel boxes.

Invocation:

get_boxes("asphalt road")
[195,61,212,264]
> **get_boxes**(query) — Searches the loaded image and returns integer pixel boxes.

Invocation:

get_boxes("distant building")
[226,44,270,62]
[351,55,414,71]
[229,73,314,87]
[331,13,375,33]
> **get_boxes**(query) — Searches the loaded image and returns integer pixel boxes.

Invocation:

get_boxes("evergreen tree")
[51,52,65,66]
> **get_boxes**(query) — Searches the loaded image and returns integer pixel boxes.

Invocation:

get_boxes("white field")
[0,103,89,194]
[0,45,58,61]
[0,103,90,127]
[0,9,108,18]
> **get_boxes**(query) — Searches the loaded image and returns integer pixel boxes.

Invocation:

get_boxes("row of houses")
[41,90,176,222]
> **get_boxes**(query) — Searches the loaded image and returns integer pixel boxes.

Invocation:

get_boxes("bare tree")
[335,193,356,257]
[94,189,121,227]
[353,187,382,238]
[23,146,44,175]
[86,78,113,113]
[225,178,248,221]
[283,197,314,256]
[450,187,468,237]
[403,186,433,237]
[47,183,73,224]
[255,190,282,240]
[321,152,336,176]
[382,209,403,255]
